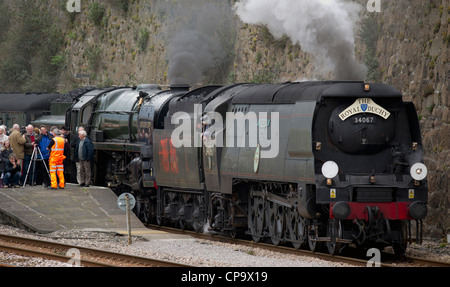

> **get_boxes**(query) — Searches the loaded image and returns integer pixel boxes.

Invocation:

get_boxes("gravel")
[0,251,73,267]
[1,223,448,267]
[0,224,354,267]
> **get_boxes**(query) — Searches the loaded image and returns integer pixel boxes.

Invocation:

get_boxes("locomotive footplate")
[309,237,352,244]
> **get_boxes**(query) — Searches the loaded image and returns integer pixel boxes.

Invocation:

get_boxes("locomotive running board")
[250,191,293,208]
[310,237,353,244]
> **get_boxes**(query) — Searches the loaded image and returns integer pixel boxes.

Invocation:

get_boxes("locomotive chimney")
[170,84,190,92]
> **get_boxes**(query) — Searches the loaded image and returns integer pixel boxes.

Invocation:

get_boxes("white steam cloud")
[235,0,367,80]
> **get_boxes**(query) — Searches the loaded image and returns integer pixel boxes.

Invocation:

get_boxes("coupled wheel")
[156,187,165,226]
[177,196,186,230]
[308,225,321,252]
[248,196,264,243]
[267,202,284,246]
[134,193,152,224]
[178,219,186,230]
[192,197,204,233]
[286,208,306,249]
[326,219,343,255]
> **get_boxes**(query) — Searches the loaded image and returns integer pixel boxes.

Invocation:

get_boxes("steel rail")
[0,243,114,267]
[0,233,192,267]
[147,224,450,267]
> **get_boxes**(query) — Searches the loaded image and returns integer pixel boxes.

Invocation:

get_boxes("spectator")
[71,126,85,184]
[0,140,13,187]
[0,126,8,151]
[1,140,13,164]
[74,130,94,187]
[60,126,68,136]
[33,126,52,187]
[8,124,26,168]
[49,126,57,137]
[4,153,21,188]
[22,125,36,185]
[0,125,8,136]
[47,129,66,190]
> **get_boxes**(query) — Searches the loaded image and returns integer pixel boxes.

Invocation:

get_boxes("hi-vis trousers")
[49,158,65,189]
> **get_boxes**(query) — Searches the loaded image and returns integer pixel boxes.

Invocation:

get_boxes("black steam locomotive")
[66,81,428,255]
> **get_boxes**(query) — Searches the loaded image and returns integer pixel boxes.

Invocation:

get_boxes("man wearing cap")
[47,129,66,190]
[74,130,94,187]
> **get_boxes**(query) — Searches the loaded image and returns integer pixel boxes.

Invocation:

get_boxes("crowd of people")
[0,124,94,190]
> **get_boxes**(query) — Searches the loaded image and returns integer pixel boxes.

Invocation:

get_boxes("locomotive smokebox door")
[329,98,395,154]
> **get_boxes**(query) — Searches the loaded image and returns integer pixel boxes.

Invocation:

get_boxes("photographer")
[9,124,26,169]
[4,153,21,188]
[33,126,52,187]
[22,125,36,185]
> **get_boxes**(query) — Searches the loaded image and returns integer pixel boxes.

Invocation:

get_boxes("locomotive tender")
[66,81,428,255]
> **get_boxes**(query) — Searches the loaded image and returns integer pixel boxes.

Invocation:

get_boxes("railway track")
[146,224,450,267]
[0,261,18,267]
[0,233,192,267]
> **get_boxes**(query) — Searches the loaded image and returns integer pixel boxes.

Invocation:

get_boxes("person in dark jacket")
[4,153,21,188]
[74,130,94,187]
[0,140,13,187]
[71,126,85,184]
[22,125,37,185]
[0,140,13,172]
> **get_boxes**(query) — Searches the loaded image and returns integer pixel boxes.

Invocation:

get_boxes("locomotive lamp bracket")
[412,142,418,151]
[315,142,322,151]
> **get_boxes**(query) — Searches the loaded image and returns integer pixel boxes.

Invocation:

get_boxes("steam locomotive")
[65,81,428,255]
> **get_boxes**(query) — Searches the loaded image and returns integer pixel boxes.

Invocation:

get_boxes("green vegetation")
[0,0,65,92]
[83,46,102,73]
[359,14,381,82]
[111,0,130,13]
[0,0,11,43]
[88,2,106,26]
[138,28,150,52]
[250,69,277,83]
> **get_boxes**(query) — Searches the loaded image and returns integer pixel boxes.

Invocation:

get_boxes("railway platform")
[0,184,190,240]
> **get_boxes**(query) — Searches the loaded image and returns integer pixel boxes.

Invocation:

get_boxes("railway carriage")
[0,93,67,128]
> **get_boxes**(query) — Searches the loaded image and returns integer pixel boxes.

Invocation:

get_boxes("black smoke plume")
[162,1,235,86]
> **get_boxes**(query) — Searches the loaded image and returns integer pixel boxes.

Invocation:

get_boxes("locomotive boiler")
[66,81,428,255]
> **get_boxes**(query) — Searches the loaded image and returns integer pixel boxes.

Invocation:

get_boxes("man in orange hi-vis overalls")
[47,129,66,190]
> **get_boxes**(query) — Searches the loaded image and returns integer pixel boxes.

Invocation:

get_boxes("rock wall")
[372,0,449,237]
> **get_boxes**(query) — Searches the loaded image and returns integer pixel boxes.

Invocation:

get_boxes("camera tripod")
[22,147,50,189]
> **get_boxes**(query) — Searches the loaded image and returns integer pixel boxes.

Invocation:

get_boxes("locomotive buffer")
[22,147,50,189]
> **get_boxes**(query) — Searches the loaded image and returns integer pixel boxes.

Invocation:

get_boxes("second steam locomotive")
[66,81,428,255]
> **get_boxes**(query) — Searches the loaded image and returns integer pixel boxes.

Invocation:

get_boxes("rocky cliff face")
[372,0,449,237]
[1,0,448,237]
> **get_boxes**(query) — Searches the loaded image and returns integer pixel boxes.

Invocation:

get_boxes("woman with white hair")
[0,126,8,151]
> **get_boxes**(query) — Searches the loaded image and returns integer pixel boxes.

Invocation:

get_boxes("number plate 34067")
[353,116,376,124]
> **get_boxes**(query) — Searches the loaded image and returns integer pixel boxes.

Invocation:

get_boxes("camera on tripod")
[23,146,51,188]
